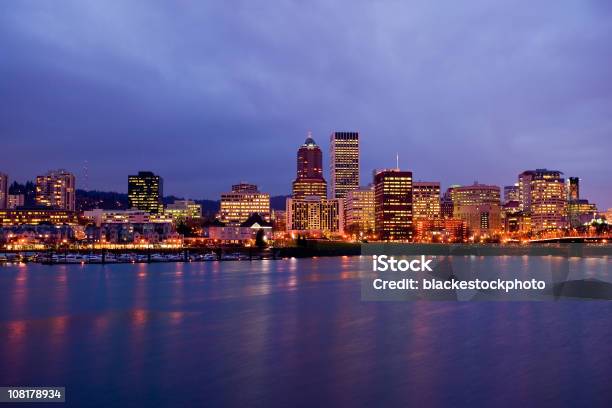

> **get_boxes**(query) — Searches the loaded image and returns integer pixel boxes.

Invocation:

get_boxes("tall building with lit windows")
[128,171,164,214]
[374,169,413,241]
[286,196,343,235]
[452,183,501,235]
[518,169,566,231]
[330,131,359,199]
[292,133,327,199]
[36,169,76,211]
[344,186,375,233]
[0,172,7,209]
[219,183,270,225]
[412,182,441,220]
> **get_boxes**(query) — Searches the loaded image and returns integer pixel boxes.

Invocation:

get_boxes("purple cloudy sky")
[1,1,611,207]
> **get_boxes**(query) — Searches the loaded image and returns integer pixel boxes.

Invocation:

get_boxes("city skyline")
[1,1,611,208]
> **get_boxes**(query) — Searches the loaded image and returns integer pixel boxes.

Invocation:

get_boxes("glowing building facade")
[165,200,202,220]
[344,186,375,233]
[452,183,501,235]
[412,182,441,220]
[292,133,327,199]
[128,171,164,214]
[519,169,566,231]
[286,196,343,235]
[329,132,359,199]
[35,169,76,211]
[219,183,270,225]
[374,169,413,241]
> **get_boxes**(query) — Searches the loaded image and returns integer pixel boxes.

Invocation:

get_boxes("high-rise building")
[219,183,270,225]
[36,169,76,211]
[374,169,413,241]
[330,131,359,199]
[440,187,457,219]
[344,186,375,233]
[412,182,441,220]
[567,177,579,201]
[286,196,343,235]
[0,172,7,209]
[452,183,501,236]
[518,169,566,231]
[503,184,519,204]
[292,133,327,199]
[128,171,164,214]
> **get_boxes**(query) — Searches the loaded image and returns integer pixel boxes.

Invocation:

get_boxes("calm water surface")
[0,257,611,407]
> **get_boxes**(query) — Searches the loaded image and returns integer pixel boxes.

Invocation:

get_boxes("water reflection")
[0,257,610,407]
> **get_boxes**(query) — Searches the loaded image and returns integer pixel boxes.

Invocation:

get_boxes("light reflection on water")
[0,257,610,407]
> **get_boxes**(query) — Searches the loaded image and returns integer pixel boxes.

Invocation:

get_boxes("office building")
[219,183,270,225]
[128,171,164,214]
[0,208,78,226]
[344,186,375,233]
[292,133,327,199]
[286,196,343,235]
[518,169,566,231]
[329,131,359,199]
[165,200,202,220]
[36,169,76,211]
[567,199,597,227]
[374,169,413,241]
[412,182,441,220]
[452,183,501,235]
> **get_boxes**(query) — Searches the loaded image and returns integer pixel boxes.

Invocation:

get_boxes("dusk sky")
[1,1,611,208]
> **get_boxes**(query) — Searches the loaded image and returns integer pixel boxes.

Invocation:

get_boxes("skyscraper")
[128,171,164,214]
[0,172,7,209]
[374,169,413,241]
[412,182,441,220]
[330,131,359,199]
[292,133,327,199]
[219,183,270,225]
[518,169,566,231]
[36,169,76,211]
[503,184,519,204]
[344,186,375,233]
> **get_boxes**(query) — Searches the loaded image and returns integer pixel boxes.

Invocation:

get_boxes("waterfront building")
[205,213,273,244]
[452,183,501,236]
[0,172,7,209]
[35,169,76,211]
[412,182,441,220]
[219,183,270,225]
[374,169,413,242]
[83,209,172,227]
[329,131,359,199]
[518,169,566,231]
[286,196,343,236]
[0,208,78,226]
[165,200,202,220]
[7,194,24,209]
[292,133,327,199]
[128,171,164,214]
[414,218,467,243]
[344,186,375,234]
